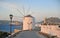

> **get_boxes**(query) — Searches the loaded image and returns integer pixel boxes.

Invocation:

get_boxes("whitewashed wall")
[40,25,60,38]
[23,17,35,30]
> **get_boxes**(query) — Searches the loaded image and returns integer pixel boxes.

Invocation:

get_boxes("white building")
[40,25,60,38]
[23,15,35,30]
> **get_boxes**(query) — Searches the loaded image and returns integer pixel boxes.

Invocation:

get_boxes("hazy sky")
[0,0,60,22]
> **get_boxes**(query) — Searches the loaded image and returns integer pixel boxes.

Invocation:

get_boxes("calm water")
[0,24,22,32]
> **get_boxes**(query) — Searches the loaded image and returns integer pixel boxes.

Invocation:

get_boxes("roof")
[24,15,33,17]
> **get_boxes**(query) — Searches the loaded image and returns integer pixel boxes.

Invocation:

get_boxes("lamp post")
[9,14,13,34]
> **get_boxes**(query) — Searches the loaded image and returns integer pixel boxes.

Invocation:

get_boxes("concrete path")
[14,31,47,38]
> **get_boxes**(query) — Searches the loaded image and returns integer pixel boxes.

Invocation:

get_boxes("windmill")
[14,6,35,31]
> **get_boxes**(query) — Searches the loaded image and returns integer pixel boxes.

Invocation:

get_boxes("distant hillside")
[0,20,22,25]
[40,17,60,25]
[0,20,9,24]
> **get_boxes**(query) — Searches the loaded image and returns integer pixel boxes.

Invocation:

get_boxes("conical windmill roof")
[24,15,33,17]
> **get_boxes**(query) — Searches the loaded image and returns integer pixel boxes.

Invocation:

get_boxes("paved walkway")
[14,31,47,38]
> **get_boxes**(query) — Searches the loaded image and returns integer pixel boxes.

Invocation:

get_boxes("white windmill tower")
[15,6,35,31]
[23,15,35,30]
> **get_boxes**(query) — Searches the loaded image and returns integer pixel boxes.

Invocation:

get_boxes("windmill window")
[58,26,60,28]
[30,22,32,24]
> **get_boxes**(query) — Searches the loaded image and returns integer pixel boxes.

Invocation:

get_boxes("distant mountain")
[0,20,23,25]
[0,20,9,24]
[39,17,60,25]
[36,21,44,24]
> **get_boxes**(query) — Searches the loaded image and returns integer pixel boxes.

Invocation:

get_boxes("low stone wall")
[14,29,21,33]
[40,25,60,38]
[6,29,22,38]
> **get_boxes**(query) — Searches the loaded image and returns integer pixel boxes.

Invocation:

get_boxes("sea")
[0,23,22,33]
